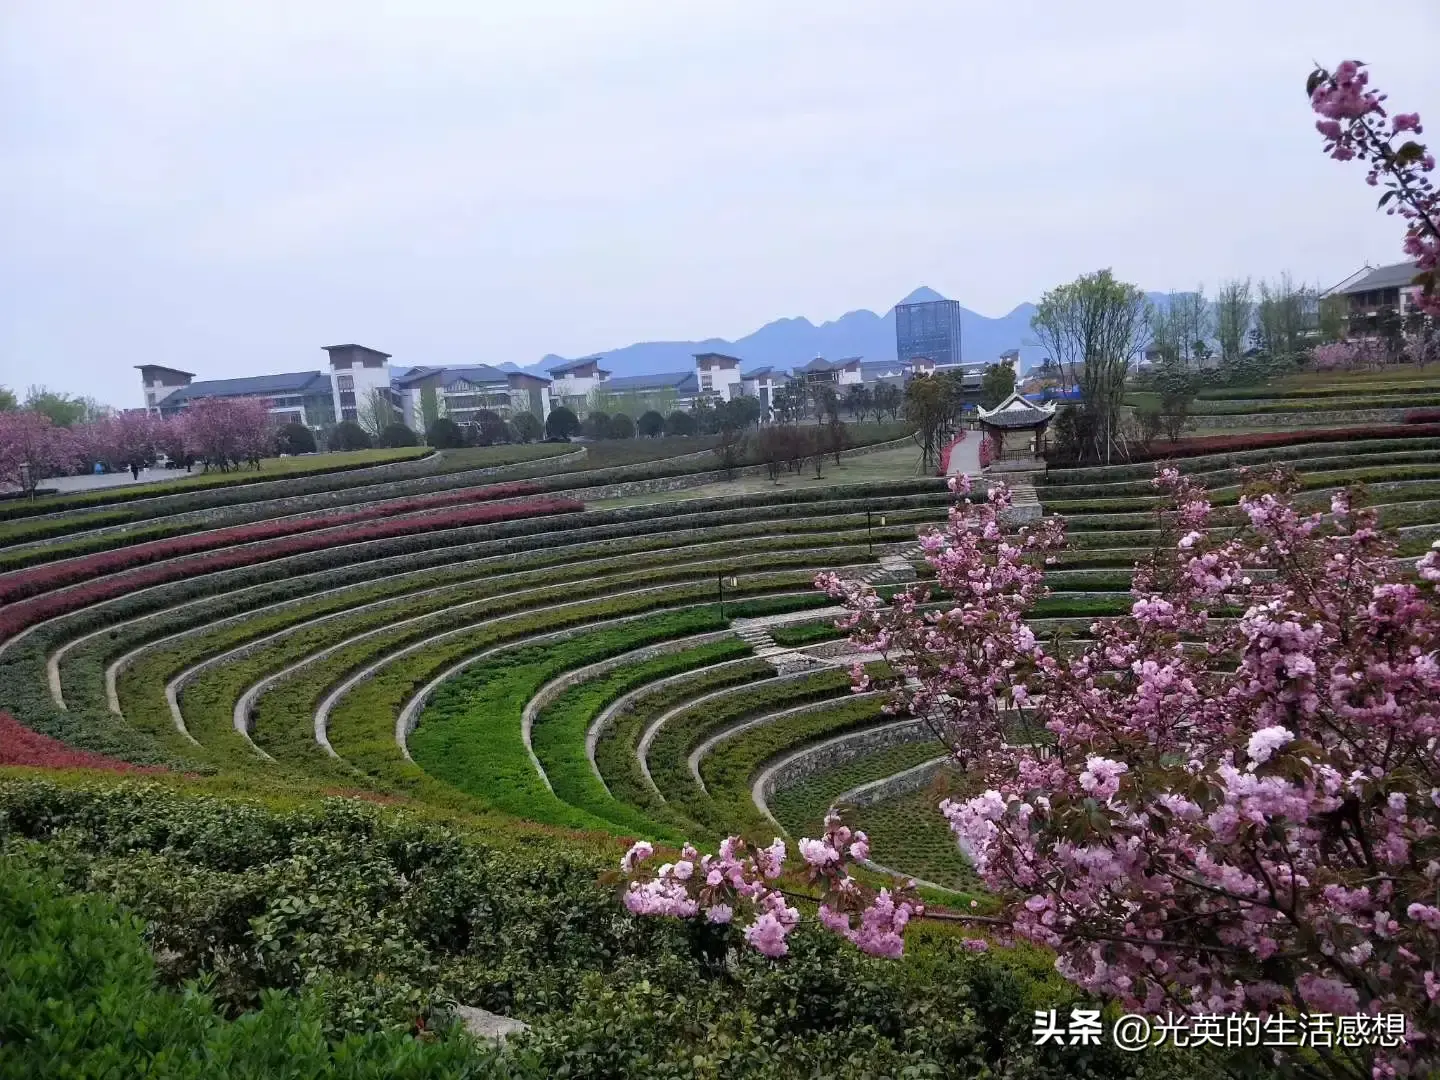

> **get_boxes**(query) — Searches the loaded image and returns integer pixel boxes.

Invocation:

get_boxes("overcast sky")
[2,1,1437,409]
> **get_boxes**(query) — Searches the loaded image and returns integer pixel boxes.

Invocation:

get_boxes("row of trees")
[0,397,280,493]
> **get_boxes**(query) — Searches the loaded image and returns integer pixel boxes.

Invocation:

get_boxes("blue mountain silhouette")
[504,285,1173,379]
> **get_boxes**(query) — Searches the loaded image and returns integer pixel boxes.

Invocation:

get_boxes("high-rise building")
[895,298,962,367]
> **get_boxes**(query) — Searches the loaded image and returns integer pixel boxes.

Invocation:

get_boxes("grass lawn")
[587,445,933,508]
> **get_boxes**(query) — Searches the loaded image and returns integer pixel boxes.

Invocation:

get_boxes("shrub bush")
[425,418,465,449]
[511,412,542,443]
[276,422,318,456]
[379,423,418,448]
[328,422,373,452]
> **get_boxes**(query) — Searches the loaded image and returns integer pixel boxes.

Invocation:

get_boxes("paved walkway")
[30,469,180,494]
[945,433,982,478]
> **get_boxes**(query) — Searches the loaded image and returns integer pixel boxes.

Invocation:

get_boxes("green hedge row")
[409,611,730,832]
[1,779,1225,1078]
[644,670,857,837]
[1041,449,1440,502]
[849,780,984,893]
[1124,392,1440,415]
[592,660,777,829]
[1196,379,1440,401]
[1041,435,1440,487]
[313,577,831,813]
[530,638,753,840]
[699,694,891,838]
[769,739,946,840]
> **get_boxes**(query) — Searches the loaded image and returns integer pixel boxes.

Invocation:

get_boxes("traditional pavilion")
[975,392,1058,460]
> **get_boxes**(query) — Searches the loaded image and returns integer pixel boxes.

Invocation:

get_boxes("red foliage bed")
[0,712,166,773]
[0,497,582,640]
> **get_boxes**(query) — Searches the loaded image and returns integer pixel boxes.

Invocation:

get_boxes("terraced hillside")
[4,411,1431,1076]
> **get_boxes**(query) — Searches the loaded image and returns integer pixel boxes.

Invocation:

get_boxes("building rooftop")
[161,370,331,404]
[134,364,196,378]
[442,365,516,388]
[548,357,608,376]
[976,391,1057,429]
[741,365,777,379]
[323,344,392,358]
[603,371,698,394]
[1328,260,1423,295]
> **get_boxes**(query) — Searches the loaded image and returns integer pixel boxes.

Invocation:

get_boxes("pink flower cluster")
[621,835,798,957]
[824,466,1440,1075]
[619,813,943,960]
[1311,61,1439,316]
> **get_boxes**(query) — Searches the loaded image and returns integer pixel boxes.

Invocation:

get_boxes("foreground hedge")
[0,778,1230,1078]
[0,860,491,1079]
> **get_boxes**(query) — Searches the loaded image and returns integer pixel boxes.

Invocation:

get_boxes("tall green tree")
[903,374,953,472]
[979,363,1016,409]
[1031,269,1147,464]
[0,386,17,411]
[25,385,99,428]
[1254,274,1316,364]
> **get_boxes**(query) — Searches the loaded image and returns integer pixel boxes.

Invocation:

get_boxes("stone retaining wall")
[834,755,950,809]
[759,719,932,803]
[560,436,920,502]
[1182,407,1410,430]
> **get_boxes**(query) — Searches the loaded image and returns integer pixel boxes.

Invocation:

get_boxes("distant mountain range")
[499,286,1054,380]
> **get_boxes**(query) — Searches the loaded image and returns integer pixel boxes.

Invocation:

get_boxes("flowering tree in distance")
[1310,61,1438,315]
[182,397,275,471]
[0,409,81,491]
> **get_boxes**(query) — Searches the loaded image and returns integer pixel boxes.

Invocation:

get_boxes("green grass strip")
[531,637,754,839]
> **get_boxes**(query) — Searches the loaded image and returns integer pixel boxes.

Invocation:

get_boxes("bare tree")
[1171,289,1214,368]
[356,389,395,438]
[1031,269,1148,464]
[1215,279,1253,365]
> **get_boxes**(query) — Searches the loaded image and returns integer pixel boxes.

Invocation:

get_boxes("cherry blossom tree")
[80,410,157,478]
[621,471,1440,1076]
[0,409,82,492]
[181,398,275,471]
[1310,61,1438,316]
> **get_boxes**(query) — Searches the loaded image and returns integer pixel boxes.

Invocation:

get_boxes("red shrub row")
[1119,423,1440,464]
[0,498,582,641]
[0,481,545,604]
[1404,410,1440,425]
[936,431,967,476]
[0,712,166,773]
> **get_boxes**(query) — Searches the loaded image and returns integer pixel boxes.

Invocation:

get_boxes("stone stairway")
[1004,475,1042,522]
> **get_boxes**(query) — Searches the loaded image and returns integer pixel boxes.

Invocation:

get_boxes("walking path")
[944,432,982,478]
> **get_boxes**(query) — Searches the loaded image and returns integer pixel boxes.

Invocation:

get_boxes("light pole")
[718,574,738,618]
[868,512,886,557]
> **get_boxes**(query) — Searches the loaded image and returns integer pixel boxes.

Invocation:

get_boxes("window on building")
[342,407,357,422]
[700,374,713,391]
[337,374,354,391]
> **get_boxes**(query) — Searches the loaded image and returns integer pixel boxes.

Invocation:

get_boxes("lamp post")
[718,574,738,618]
[868,512,886,557]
